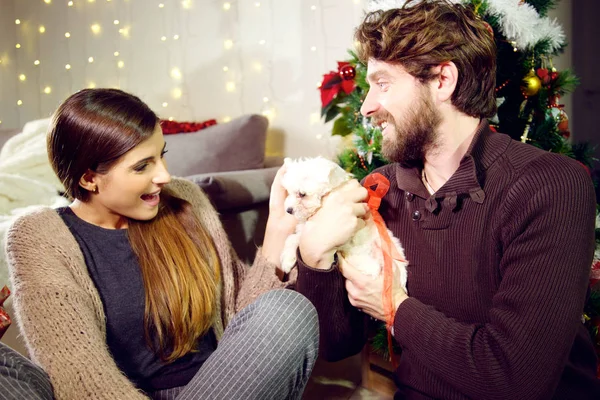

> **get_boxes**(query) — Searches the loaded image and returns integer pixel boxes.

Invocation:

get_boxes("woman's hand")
[261,165,298,268]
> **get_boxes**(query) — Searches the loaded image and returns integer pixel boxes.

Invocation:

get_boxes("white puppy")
[280,157,408,293]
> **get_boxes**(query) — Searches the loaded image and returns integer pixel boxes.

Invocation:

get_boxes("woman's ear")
[79,170,99,193]
[430,61,458,103]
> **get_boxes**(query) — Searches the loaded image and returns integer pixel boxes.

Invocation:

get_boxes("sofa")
[161,113,282,262]
[0,113,281,355]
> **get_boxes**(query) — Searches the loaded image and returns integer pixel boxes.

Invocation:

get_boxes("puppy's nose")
[286,207,294,214]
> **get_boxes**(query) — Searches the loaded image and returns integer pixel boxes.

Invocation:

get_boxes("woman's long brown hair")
[47,88,220,362]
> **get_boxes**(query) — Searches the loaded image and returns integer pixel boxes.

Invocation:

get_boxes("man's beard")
[374,86,442,168]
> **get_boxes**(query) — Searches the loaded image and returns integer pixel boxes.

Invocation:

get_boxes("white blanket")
[0,118,70,289]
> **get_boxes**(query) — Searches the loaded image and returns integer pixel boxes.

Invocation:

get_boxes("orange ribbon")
[363,173,405,366]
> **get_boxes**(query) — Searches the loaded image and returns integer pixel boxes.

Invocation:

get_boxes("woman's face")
[84,124,171,227]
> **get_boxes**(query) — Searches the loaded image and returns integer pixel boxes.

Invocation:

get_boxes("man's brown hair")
[355,0,497,118]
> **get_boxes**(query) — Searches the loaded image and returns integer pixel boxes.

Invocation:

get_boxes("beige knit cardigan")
[6,178,293,399]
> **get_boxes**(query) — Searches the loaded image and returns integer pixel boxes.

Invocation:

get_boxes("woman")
[6,89,318,399]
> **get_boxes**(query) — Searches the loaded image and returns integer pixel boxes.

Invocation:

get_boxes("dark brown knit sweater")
[296,121,600,399]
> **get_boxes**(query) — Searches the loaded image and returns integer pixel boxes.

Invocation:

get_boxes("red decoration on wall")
[159,119,218,135]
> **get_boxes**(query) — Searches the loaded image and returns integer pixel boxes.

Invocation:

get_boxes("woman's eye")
[134,163,148,172]
[161,149,168,158]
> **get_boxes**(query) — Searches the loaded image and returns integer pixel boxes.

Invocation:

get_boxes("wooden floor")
[302,352,395,400]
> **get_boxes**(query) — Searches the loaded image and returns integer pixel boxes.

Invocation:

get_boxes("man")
[295,1,600,398]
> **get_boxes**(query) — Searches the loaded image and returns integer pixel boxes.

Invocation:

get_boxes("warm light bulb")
[173,34,179,40]
[117,60,124,68]
[44,0,51,4]
[223,116,231,123]
[255,2,260,7]
[168,117,174,121]
[172,88,182,98]
[262,108,275,119]
[316,134,323,139]
[68,1,73,6]
[259,40,266,45]
[88,57,94,63]
[119,27,130,37]
[34,60,40,65]
[0,121,2,124]
[19,74,26,81]
[65,64,71,70]
[15,44,21,49]
[311,5,316,10]
[223,66,229,72]
[310,46,317,51]
[39,26,46,33]
[226,82,235,92]
[17,100,23,106]
[170,68,182,80]
[44,86,52,94]
[182,0,192,9]
[113,20,120,25]
[162,102,168,107]
[88,0,95,3]
[159,3,164,8]
[114,51,120,56]
[310,112,320,125]
[65,32,71,38]
[88,82,96,88]
[223,2,231,10]
[224,39,233,49]
[161,36,167,41]
[91,24,101,34]
[15,19,21,25]
[263,97,269,103]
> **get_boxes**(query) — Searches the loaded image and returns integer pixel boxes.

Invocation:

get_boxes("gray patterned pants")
[0,342,53,400]
[0,289,319,400]
[153,289,319,400]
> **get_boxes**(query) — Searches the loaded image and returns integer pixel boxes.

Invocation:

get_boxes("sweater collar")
[392,119,511,209]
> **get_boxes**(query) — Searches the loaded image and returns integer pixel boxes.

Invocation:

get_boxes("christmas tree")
[319,0,600,369]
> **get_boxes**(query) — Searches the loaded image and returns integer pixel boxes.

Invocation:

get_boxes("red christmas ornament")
[339,64,356,81]
[319,61,356,108]
[551,71,559,81]
[536,68,551,84]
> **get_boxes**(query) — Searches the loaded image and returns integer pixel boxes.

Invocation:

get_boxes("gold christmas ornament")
[521,70,542,96]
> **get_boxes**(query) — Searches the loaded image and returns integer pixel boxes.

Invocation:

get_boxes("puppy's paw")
[280,234,300,273]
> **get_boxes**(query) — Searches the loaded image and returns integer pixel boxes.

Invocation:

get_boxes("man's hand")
[298,180,369,270]
[339,256,408,321]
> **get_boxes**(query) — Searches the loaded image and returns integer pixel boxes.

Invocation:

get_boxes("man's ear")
[79,169,99,193]
[430,61,458,103]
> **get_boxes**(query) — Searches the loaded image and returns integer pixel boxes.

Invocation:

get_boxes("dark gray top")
[58,207,216,392]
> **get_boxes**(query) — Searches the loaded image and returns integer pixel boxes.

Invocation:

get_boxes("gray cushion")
[163,114,268,177]
[188,166,279,211]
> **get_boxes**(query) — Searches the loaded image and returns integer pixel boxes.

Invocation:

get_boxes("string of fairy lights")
[1,0,365,154]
